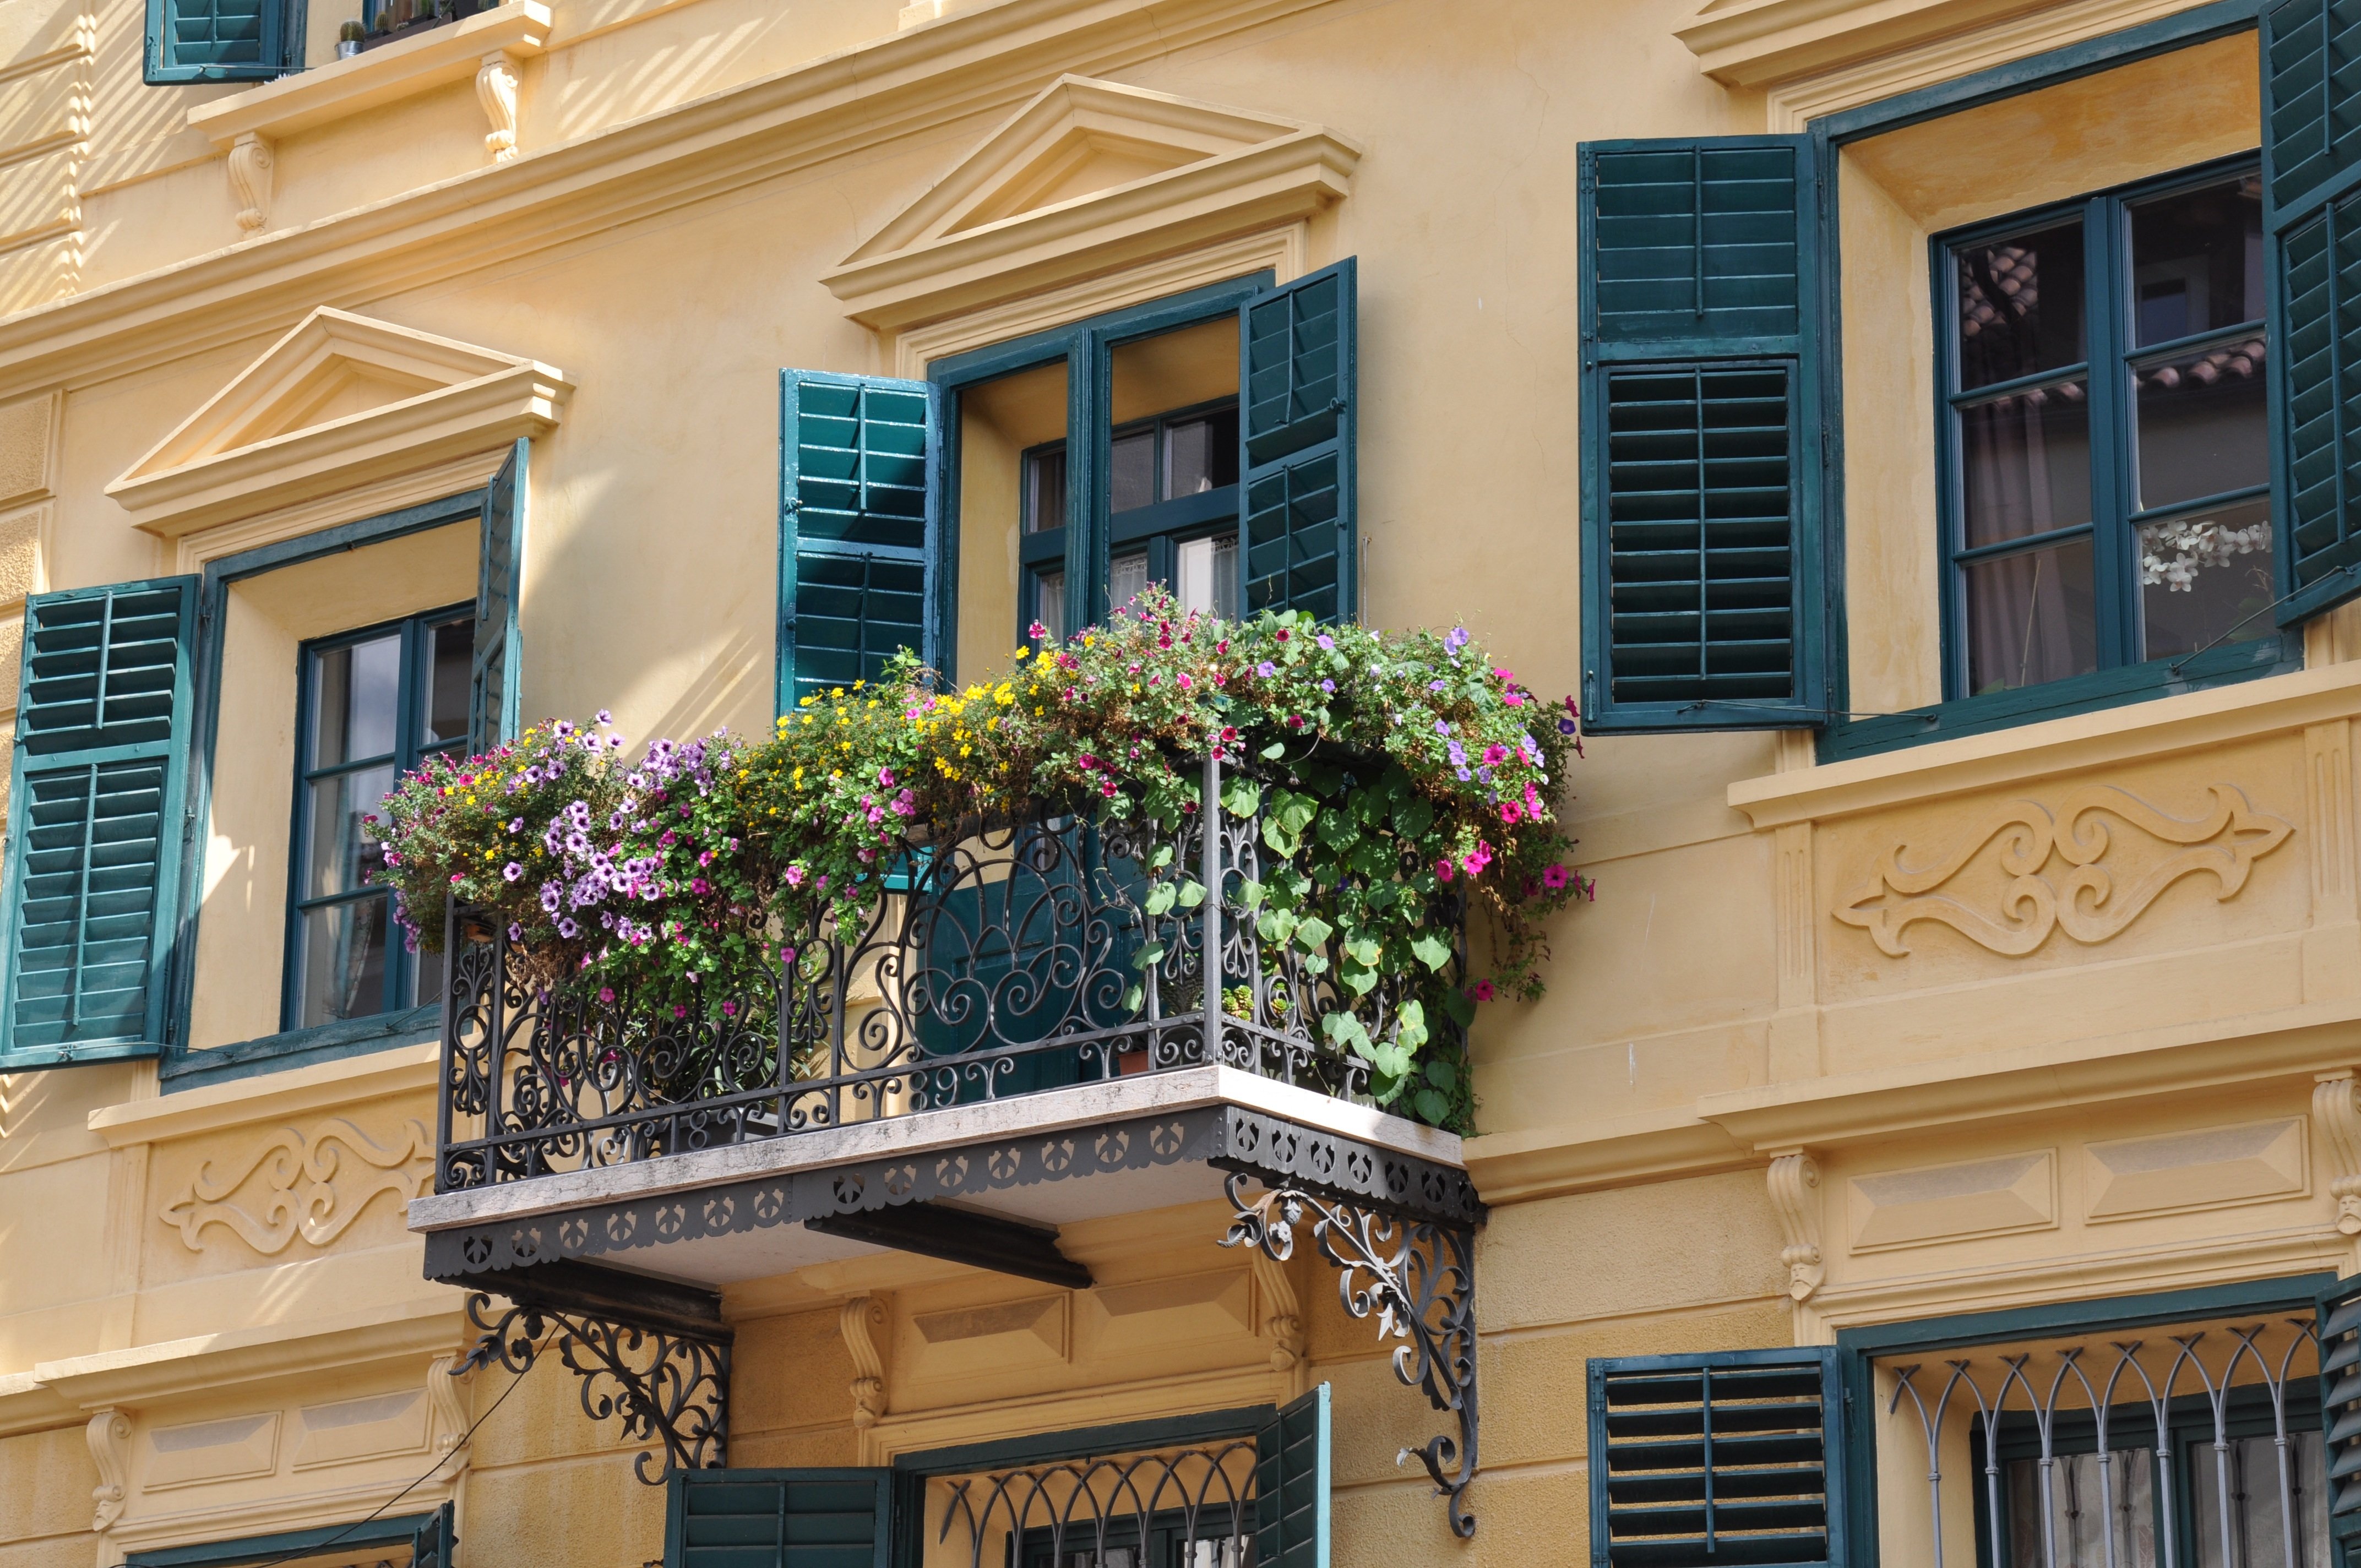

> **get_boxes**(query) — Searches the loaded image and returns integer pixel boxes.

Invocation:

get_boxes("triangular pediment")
[108,307,570,538]
[845,75,1332,263]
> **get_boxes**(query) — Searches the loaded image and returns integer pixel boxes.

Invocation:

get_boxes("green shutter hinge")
[782,498,803,515]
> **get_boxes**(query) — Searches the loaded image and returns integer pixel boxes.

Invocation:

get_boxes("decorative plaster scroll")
[840,1295,887,1429]
[2316,1072,2361,1237]
[427,1351,473,1471]
[1248,1246,1303,1371]
[475,52,520,162]
[1766,1152,1824,1302]
[86,1408,128,1531]
[1833,783,2293,957]
[226,133,272,232]
[159,1117,433,1254]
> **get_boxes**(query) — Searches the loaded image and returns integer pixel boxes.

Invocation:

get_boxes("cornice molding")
[86,1043,439,1150]
[1674,0,2070,86]
[28,1295,463,1409]
[1461,1111,1757,1204]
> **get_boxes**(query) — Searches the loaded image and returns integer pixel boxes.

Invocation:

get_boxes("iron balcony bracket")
[456,1288,731,1483]
[1219,1170,1479,1539]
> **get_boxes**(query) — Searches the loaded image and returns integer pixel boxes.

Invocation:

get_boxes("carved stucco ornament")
[1765,1152,1824,1302]
[86,1408,129,1532]
[840,1295,887,1430]
[2315,1071,2361,1236]
[159,1118,434,1254]
[1834,784,2293,957]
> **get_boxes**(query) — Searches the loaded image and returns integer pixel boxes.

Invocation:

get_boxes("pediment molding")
[107,307,569,538]
[823,74,1359,331]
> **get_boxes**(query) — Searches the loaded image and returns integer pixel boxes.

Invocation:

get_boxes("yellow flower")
[1015,647,1031,661]
[833,688,845,698]
[1084,635,1095,647]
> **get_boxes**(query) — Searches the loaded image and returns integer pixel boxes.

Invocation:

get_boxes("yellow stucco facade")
[1,0,2357,1565]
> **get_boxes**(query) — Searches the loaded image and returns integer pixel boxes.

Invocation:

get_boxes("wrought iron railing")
[433,753,1455,1193]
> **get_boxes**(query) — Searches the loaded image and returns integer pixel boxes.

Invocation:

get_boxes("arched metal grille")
[936,1441,1259,1568]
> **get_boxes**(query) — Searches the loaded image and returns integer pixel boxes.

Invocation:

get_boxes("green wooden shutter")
[410,1501,456,1568]
[1586,1347,1846,1568]
[144,0,293,83]
[779,373,937,714]
[2266,0,2361,623]
[1254,1382,1330,1568]
[665,1468,893,1568]
[2319,1275,2361,1554]
[1577,138,1825,733]
[0,578,199,1069]
[1239,261,1357,623]
[469,439,526,755]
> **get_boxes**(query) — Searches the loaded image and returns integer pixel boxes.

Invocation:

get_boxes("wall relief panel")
[158,1117,434,1256]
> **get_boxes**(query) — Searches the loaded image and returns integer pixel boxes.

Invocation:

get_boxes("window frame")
[282,600,472,1035]
[143,0,302,85]
[1932,152,2277,706]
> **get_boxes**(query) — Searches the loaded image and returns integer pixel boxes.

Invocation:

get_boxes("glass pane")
[1175,534,1239,620]
[1164,406,1240,497]
[1956,220,2086,390]
[1108,550,1149,615]
[421,616,474,749]
[1110,428,1157,514]
[410,941,446,1012]
[2134,337,2268,510]
[297,896,391,1028]
[1963,537,2098,695]
[1961,380,2092,548]
[2129,173,2265,346]
[2140,500,2277,662]
[306,764,396,900]
[1033,568,1064,643]
[2191,1430,2328,1568]
[2007,1449,2157,1568]
[1025,444,1067,533]
[310,633,401,767]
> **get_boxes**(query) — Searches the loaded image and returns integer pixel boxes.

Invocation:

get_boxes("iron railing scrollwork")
[1220,1171,1479,1539]
[938,1439,1258,1568]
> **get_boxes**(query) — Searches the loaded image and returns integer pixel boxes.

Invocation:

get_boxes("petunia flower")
[1542,863,1571,891]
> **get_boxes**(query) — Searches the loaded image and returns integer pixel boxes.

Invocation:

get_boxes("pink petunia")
[1542,863,1571,891]
[1434,859,1455,883]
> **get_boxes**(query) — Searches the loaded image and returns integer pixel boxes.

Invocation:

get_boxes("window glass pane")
[1110,429,1156,514]
[2190,1430,2328,1568]
[421,616,474,749]
[1165,407,1240,497]
[2140,499,2277,662]
[1960,380,2092,548]
[305,764,396,900]
[2007,1449,2157,1568]
[2129,173,2265,346]
[1108,550,1150,615]
[1033,568,1064,643]
[1025,444,1067,533]
[410,941,446,1012]
[297,896,391,1028]
[1963,537,2098,694]
[1175,534,1239,620]
[310,633,401,766]
[1956,220,2086,390]
[2134,336,2268,510]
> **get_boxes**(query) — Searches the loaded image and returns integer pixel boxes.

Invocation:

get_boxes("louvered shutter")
[2319,1275,2361,1554]
[1239,261,1357,623]
[779,373,937,714]
[410,1501,456,1568]
[2265,0,2361,623]
[144,0,293,83]
[664,1468,893,1568]
[1576,138,1826,732]
[469,439,527,755]
[1586,1347,1846,1568]
[1254,1382,1330,1568]
[0,578,199,1069]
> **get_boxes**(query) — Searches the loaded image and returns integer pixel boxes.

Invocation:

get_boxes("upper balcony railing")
[431,753,1455,1194]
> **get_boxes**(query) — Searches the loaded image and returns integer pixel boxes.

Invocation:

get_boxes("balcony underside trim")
[420,1103,1482,1281]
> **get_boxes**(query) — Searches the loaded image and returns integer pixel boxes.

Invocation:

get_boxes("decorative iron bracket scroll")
[456,1290,730,1482]
[1220,1171,1479,1538]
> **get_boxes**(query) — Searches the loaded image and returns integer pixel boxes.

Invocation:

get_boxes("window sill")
[160,1003,439,1093]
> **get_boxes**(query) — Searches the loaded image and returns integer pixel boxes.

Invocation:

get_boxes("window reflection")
[1956,220,2086,390]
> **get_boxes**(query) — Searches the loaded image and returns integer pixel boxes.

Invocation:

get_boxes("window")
[1940,162,2272,700]
[145,0,301,84]
[288,606,472,1030]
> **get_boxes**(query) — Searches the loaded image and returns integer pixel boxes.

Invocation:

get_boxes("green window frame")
[122,1509,446,1566]
[144,0,301,84]
[283,601,474,1033]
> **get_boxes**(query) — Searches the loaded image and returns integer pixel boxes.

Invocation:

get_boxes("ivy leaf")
[1258,909,1299,946]
[1396,998,1428,1051]
[1131,942,1168,971]
[1441,988,1476,1028]
[1176,879,1205,909]
[1338,961,1378,997]
[1423,1053,1456,1091]
[1145,882,1177,917]
[1261,742,1287,760]
[1237,877,1266,910]
[1123,983,1144,1012]
[1415,1087,1452,1125]
[1149,845,1176,871]
[1264,819,1302,858]
[1344,932,1381,967]
[1323,1011,1373,1058]
[1294,915,1334,952]
[1221,778,1263,816]
[1410,930,1454,972]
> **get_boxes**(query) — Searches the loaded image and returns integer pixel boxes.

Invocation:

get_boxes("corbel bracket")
[1220,1170,1480,1538]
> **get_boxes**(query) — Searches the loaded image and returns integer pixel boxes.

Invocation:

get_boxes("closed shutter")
[665,1469,893,1568]
[2319,1275,2361,1554]
[144,0,293,84]
[1586,1347,1846,1568]
[0,578,199,1069]
[410,1501,456,1568]
[1577,138,1826,732]
[1254,1382,1330,1568]
[469,439,527,755]
[1239,261,1357,623]
[2265,0,2361,623]
[779,373,937,714]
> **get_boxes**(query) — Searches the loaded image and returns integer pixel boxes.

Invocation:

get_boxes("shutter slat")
[1238,261,1357,625]
[1255,1381,1331,1568]
[2318,1274,2361,1547]
[672,1469,890,1568]
[469,440,526,754]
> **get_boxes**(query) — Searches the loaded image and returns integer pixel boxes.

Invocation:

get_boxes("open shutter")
[1239,261,1357,623]
[1586,1347,1845,1568]
[1576,138,1825,733]
[779,373,936,714]
[2265,0,2361,623]
[2320,1275,2361,1555]
[469,439,527,755]
[1254,1382,1330,1568]
[665,1468,893,1568]
[410,1501,456,1568]
[0,578,198,1069]
[144,0,293,84]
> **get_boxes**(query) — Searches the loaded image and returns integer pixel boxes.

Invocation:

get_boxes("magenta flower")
[1542,864,1570,891]
[1499,801,1523,825]
[1469,980,1495,1003]
[1483,744,1509,766]
[1434,859,1455,883]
